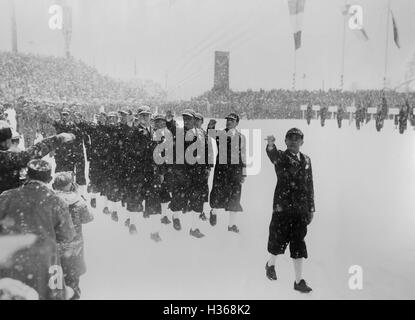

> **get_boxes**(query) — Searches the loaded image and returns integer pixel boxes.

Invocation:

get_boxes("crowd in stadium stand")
[163,88,415,120]
[1,52,415,145]
[0,52,164,105]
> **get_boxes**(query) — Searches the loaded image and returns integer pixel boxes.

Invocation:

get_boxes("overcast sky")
[1,0,415,99]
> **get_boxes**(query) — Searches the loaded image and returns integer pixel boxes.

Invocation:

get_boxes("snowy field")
[42,118,415,299]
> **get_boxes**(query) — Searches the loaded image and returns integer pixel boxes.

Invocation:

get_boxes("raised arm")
[2,133,74,169]
[27,133,74,162]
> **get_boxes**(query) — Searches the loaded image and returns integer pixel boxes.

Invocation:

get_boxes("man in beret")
[0,159,76,299]
[265,128,315,293]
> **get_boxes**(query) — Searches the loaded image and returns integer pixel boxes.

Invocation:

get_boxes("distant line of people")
[304,97,415,133]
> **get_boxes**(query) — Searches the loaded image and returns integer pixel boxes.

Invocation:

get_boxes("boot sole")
[265,264,277,281]
[190,234,205,238]
[294,288,312,293]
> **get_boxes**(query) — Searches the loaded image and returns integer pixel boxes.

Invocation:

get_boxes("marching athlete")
[265,128,315,293]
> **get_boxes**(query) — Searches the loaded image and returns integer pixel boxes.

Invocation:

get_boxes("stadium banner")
[388,108,399,115]
[367,107,377,114]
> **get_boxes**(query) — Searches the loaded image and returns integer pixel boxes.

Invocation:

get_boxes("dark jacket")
[53,120,83,161]
[0,181,76,300]
[266,145,315,214]
[209,128,246,211]
[212,128,246,179]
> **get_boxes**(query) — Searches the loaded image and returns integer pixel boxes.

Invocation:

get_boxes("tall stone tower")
[213,51,230,92]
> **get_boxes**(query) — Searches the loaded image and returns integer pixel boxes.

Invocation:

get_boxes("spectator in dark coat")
[265,128,315,293]
[0,160,76,300]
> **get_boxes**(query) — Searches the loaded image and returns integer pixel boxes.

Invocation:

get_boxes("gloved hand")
[265,135,276,147]
[207,119,216,130]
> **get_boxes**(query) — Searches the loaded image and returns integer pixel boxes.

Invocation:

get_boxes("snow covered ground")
[68,118,415,299]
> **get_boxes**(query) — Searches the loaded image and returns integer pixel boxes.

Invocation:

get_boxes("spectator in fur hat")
[0,160,76,300]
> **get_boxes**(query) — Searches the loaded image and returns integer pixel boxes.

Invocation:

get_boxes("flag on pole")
[288,0,306,50]
[391,11,400,48]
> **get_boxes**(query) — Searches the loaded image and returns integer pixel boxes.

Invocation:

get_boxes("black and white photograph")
[0,0,415,304]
